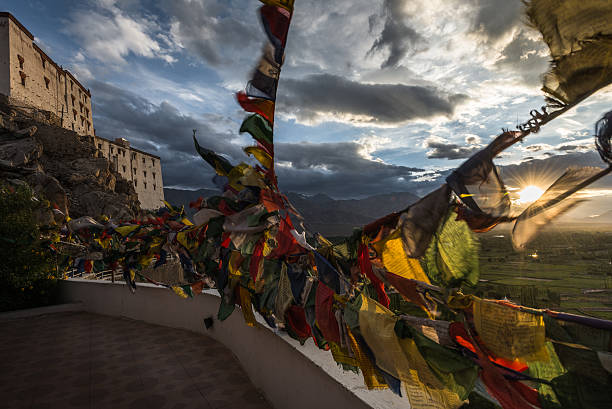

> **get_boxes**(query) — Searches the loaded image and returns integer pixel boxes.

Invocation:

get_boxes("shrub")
[0,183,59,311]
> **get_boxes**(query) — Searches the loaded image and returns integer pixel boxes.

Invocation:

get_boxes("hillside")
[0,96,140,220]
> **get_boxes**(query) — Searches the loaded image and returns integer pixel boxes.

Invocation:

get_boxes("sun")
[518,185,544,205]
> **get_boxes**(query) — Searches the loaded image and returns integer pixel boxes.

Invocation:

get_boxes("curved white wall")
[60,279,408,409]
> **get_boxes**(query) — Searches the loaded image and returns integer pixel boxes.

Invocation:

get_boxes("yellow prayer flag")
[239,286,258,327]
[172,286,189,299]
[244,146,273,170]
[114,225,139,237]
[228,251,244,277]
[381,233,431,284]
[473,299,548,362]
[346,329,388,390]
[358,295,463,408]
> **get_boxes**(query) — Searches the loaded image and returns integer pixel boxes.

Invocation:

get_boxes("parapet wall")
[59,279,399,409]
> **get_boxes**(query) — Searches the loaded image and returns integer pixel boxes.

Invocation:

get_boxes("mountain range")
[164,151,611,236]
[164,188,419,236]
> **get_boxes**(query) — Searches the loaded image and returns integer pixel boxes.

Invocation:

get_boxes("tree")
[0,183,59,311]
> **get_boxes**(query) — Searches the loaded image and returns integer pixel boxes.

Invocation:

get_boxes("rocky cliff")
[0,96,140,221]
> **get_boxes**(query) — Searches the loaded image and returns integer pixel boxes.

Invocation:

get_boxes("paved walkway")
[0,312,272,409]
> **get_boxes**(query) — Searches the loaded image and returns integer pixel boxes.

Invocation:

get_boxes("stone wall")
[0,16,9,97]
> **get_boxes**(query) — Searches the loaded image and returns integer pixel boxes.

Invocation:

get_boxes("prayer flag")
[525,0,612,105]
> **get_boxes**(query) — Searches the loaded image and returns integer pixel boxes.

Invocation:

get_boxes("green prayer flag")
[423,207,479,287]
[395,320,479,400]
[193,134,235,175]
[240,114,273,147]
[527,342,566,409]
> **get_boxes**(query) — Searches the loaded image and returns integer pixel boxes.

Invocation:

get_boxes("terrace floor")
[0,311,271,409]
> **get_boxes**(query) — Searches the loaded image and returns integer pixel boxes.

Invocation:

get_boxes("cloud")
[465,134,481,144]
[163,0,257,66]
[368,0,425,68]
[494,30,549,86]
[470,0,523,43]
[424,137,481,160]
[522,144,553,153]
[274,141,426,197]
[557,144,593,152]
[89,80,433,196]
[67,0,175,64]
[90,80,244,188]
[278,74,467,125]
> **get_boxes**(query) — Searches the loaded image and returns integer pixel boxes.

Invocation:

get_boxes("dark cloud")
[91,80,433,196]
[523,144,548,152]
[557,144,592,152]
[465,135,481,144]
[161,0,257,66]
[90,80,244,189]
[494,30,549,86]
[425,138,481,160]
[278,74,467,124]
[470,0,523,42]
[368,0,425,68]
[275,141,425,197]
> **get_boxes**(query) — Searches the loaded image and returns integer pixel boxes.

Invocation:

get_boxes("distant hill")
[164,187,419,236]
[164,188,218,215]
[286,191,419,236]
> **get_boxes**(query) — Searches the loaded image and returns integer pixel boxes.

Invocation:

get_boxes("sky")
[4,0,612,204]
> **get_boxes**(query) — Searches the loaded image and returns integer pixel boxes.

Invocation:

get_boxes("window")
[97,143,102,149]
[143,171,147,178]
[70,81,73,91]
[134,180,138,187]
[133,168,136,174]
[17,55,24,69]
[41,57,45,69]
[122,165,126,172]
[110,147,114,154]
[87,122,91,131]
[152,172,156,180]
[72,109,77,121]
[132,153,136,160]
[85,108,89,117]
[153,184,156,190]
[142,157,145,164]
[19,71,26,86]
[152,159,155,165]
[122,150,125,157]
[71,95,75,105]
[144,182,147,189]
[44,77,50,89]
[79,102,83,113]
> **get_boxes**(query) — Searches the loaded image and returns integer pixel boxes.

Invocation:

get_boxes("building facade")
[0,12,93,136]
[1,12,165,210]
[95,137,164,209]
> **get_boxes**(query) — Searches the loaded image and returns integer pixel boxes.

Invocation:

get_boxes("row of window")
[16,54,89,107]
[133,179,156,190]
[118,164,156,180]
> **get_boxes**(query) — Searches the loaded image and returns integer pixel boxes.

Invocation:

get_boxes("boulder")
[0,137,42,167]
[25,171,69,216]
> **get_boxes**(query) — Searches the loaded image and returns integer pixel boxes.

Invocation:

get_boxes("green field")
[474,224,612,319]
